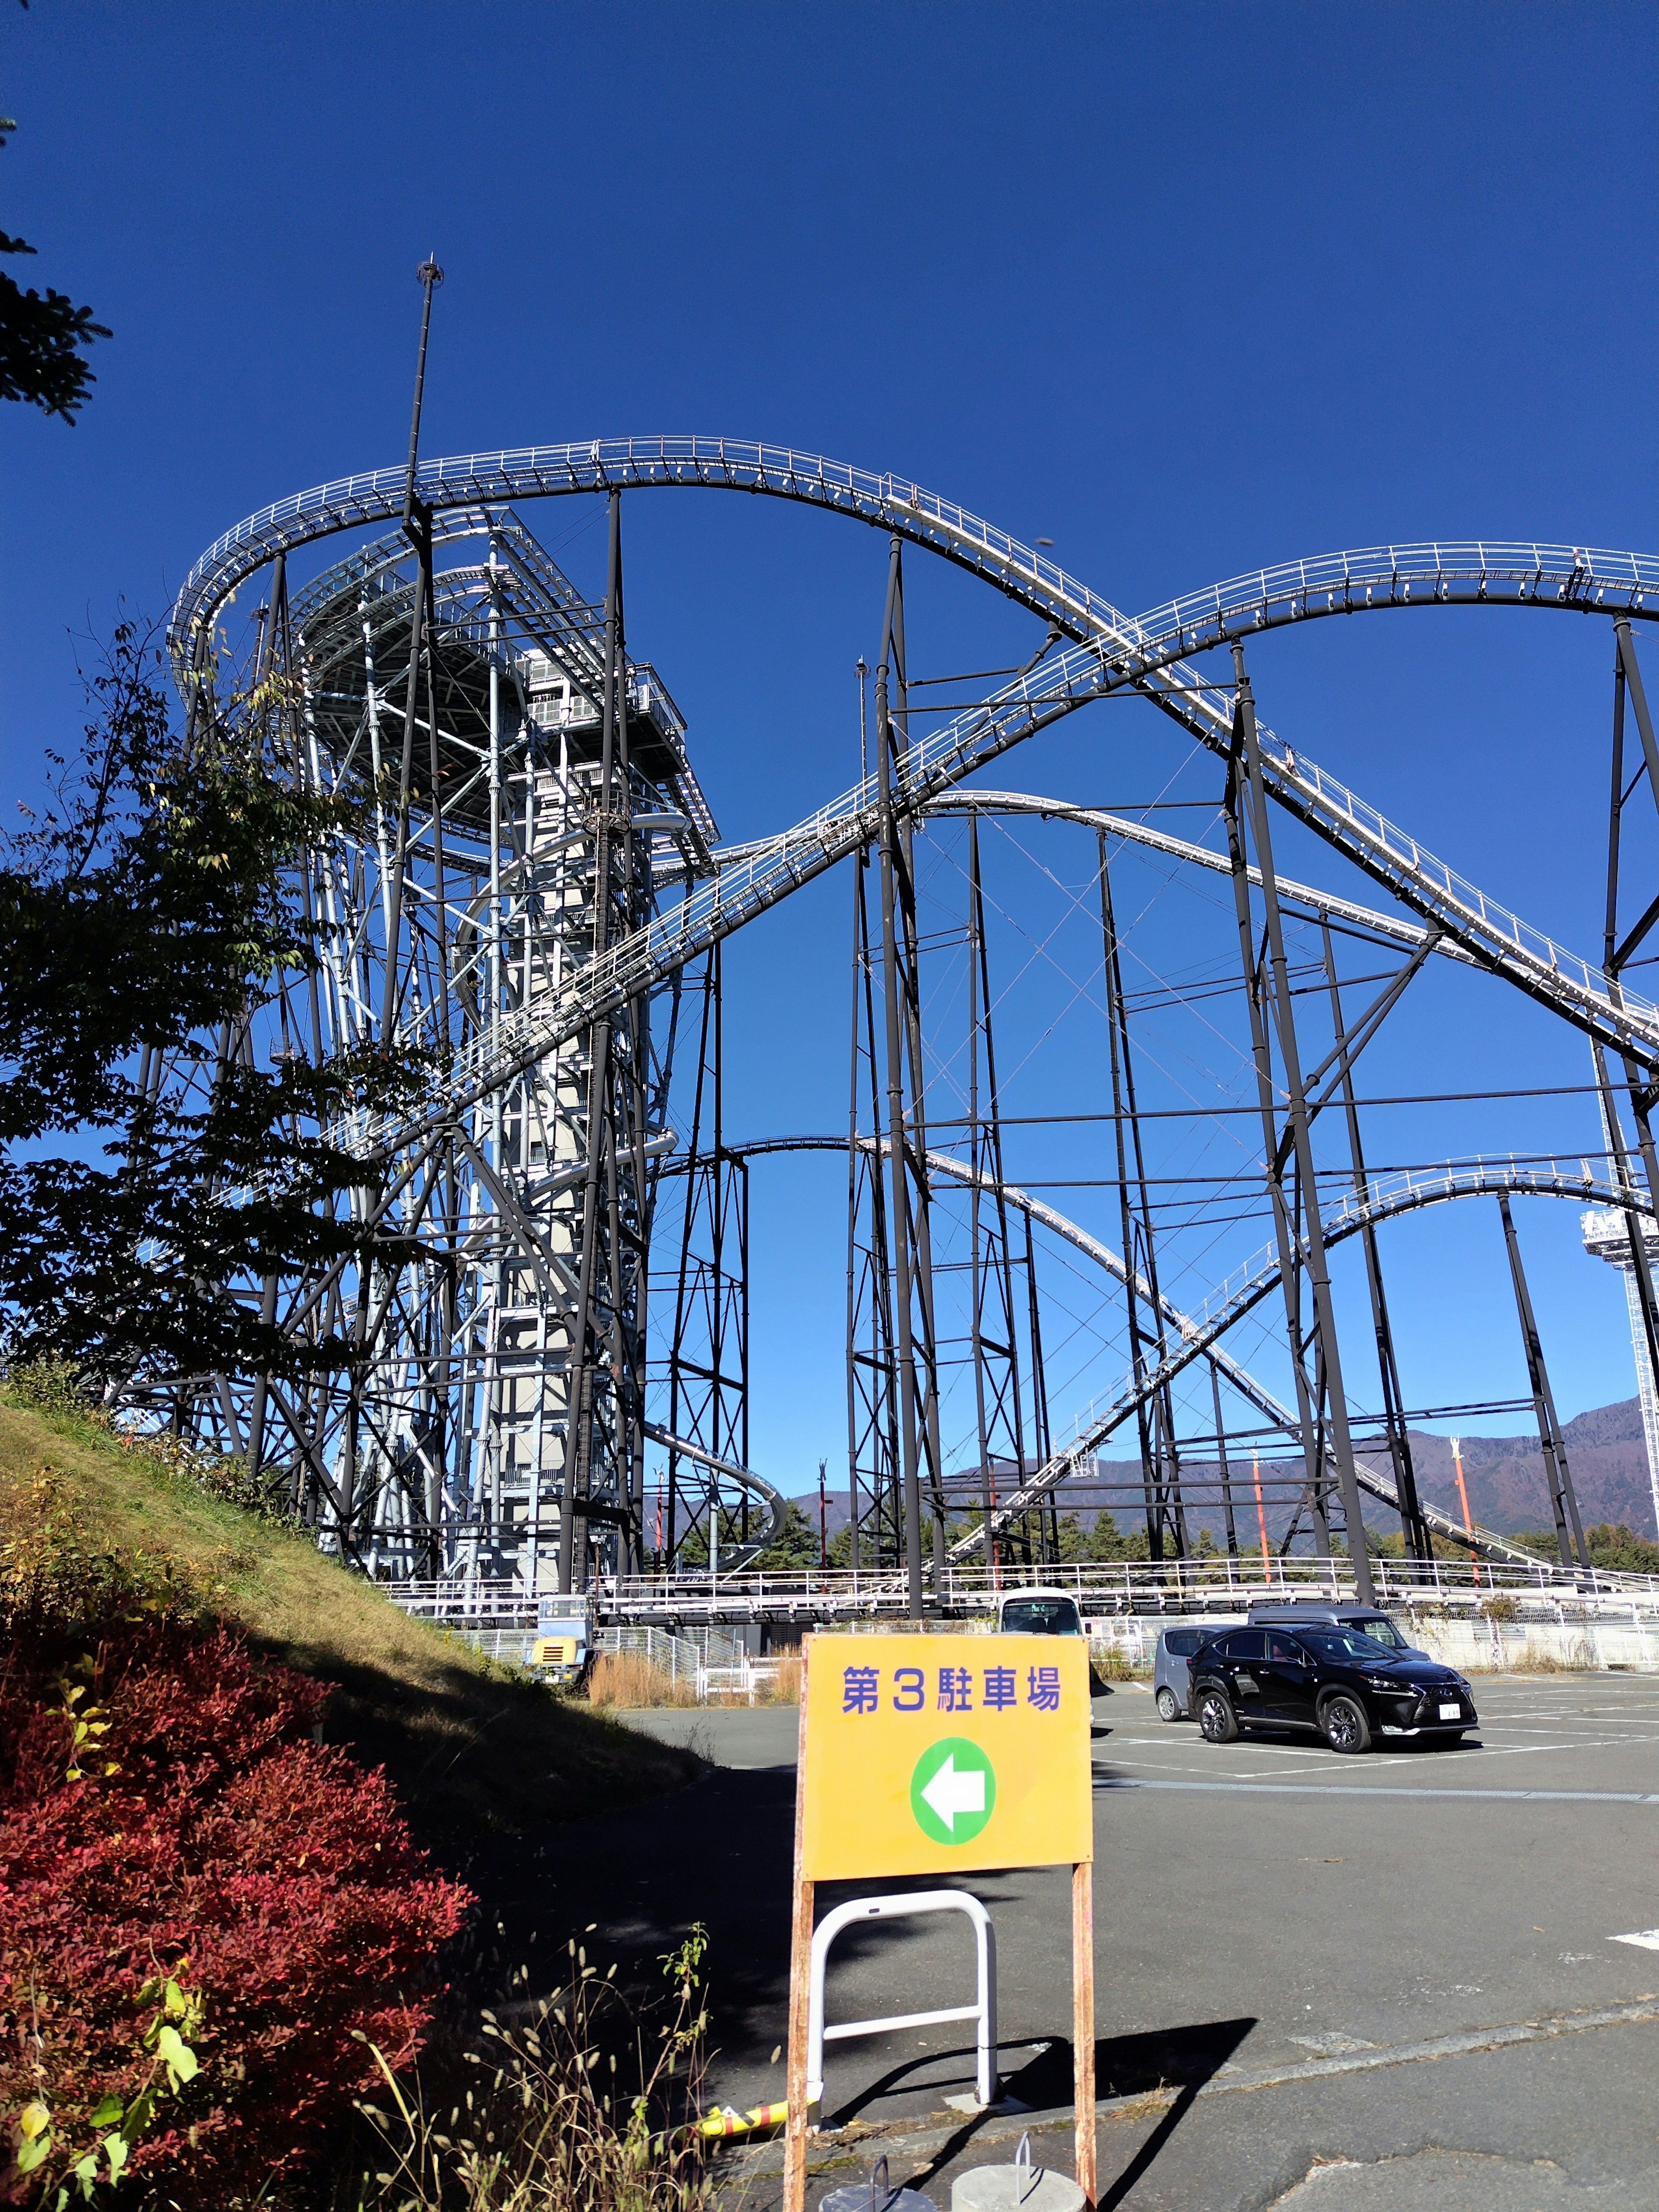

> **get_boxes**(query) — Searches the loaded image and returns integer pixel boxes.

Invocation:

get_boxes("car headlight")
[1363,1675,1402,1694]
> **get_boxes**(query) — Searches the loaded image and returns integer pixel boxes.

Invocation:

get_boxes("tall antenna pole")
[404,255,444,527]
[380,256,445,1042]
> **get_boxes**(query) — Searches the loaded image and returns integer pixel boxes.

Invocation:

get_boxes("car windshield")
[1353,1617,1408,1649]
[1301,1628,1395,1664]
[1163,1630,1202,1656]
[1003,1599,1081,1635]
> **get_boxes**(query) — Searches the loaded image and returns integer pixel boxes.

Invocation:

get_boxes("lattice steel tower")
[158,493,714,1595]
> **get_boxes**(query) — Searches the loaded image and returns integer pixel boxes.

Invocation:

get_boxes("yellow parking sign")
[798,1632,1092,1881]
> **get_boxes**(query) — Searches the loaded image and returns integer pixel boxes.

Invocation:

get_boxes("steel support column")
[1225,645,1376,1603]
[665,943,750,1571]
[966,816,1048,1568]
[561,491,648,1590]
[1098,835,1187,1562]
[874,538,946,1615]
[1319,919,1433,1563]
[1599,621,1659,1502]
[1496,1193,1589,1573]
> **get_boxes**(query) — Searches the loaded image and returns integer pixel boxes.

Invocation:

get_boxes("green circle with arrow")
[910,1738,997,1847]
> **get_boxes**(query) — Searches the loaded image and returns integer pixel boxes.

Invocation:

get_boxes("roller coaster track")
[638,1421,786,1567]
[171,440,1659,1170]
[922,791,1478,963]
[679,1132,1566,1573]
[966,1156,1659,1564]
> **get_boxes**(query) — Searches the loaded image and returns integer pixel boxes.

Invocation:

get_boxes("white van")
[994,1588,1084,1637]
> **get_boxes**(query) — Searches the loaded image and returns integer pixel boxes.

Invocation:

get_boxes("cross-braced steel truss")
[147,427,1659,1609]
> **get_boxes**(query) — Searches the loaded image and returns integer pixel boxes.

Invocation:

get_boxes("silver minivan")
[1154,1621,1244,1720]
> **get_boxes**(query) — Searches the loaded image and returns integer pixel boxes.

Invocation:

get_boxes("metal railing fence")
[382,1551,1659,1628]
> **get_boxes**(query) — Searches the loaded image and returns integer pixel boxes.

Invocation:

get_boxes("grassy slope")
[0,1402,698,1850]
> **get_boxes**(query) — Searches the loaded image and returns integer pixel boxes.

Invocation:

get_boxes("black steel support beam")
[1099,836,1187,1562]
[966,816,1049,1569]
[1227,644,1376,1603]
[1496,1192,1589,1573]
[1319,918,1433,1563]
[875,541,941,1612]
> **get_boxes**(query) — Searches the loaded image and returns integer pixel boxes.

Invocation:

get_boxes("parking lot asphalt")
[563,1678,1659,2209]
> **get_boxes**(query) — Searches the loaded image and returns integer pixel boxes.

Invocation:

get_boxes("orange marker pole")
[1072,1859,1096,2206]
[1450,1438,1480,1587]
[1252,1453,1271,1582]
[782,1641,813,2212]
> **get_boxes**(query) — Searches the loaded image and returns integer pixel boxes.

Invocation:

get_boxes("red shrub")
[0,1614,471,2203]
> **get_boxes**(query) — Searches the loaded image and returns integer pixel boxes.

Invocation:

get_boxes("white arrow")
[921,1753,986,1832]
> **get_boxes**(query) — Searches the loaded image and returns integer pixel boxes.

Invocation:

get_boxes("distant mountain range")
[789,1396,1659,1542]
[1378,1399,1656,1538]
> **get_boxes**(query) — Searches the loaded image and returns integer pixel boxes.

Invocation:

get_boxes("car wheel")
[1155,1686,1183,1723]
[1320,1693,1372,1754]
[1197,1688,1238,1744]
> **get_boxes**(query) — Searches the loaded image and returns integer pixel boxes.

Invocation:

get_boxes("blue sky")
[3,2,1656,1516]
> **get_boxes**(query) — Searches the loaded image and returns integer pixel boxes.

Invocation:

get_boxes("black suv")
[1190,1623,1478,1754]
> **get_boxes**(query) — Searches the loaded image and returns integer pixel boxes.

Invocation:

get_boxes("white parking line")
[1094,1736,1643,1782]
[1609,1929,1659,1950]
[1483,1708,1659,1722]
[1110,1735,1326,1757]
[1473,1732,1653,1748]
[1100,1777,1659,1804]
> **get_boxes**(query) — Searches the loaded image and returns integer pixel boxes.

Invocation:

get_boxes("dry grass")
[0,1399,699,1843]
[341,1928,716,2212]
[586,1652,699,1709]
[584,1651,801,1709]
[1506,1643,1593,1673]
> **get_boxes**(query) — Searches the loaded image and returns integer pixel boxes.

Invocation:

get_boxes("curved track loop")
[672,1133,1556,1570]
[175,440,1659,1170]
[172,438,1659,652]
[638,1420,785,1567]
[972,1157,1658,1561]
[670,1129,1300,1445]
[923,791,1478,964]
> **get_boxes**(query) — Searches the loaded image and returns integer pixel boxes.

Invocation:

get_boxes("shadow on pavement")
[863,2016,1256,2200]
[819,2015,1256,2135]
[1003,2014,1256,2109]
[1090,2015,1256,2210]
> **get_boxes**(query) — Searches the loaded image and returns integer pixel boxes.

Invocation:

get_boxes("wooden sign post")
[782,1632,1096,2212]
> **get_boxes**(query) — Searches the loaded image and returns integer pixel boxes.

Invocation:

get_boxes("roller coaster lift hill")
[143,272,1659,1636]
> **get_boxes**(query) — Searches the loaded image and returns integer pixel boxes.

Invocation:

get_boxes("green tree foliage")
[0,116,111,423]
[1583,1522,1659,1573]
[1513,1522,1659,1574]
[0,619,420,1387]
[1372,1528,1474,1562]
[1075,1506,1151,1561]
[673,1497,821,1571]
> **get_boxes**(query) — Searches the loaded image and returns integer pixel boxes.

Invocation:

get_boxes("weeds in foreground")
[584,1651,802,1709]
[1508,1645,1593,1673]
[585,1653,699,1710]
[345,1927,715,2211]
[0,1356,300,1526]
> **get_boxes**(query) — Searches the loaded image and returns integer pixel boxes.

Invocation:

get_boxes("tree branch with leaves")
[0,114,110,424]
